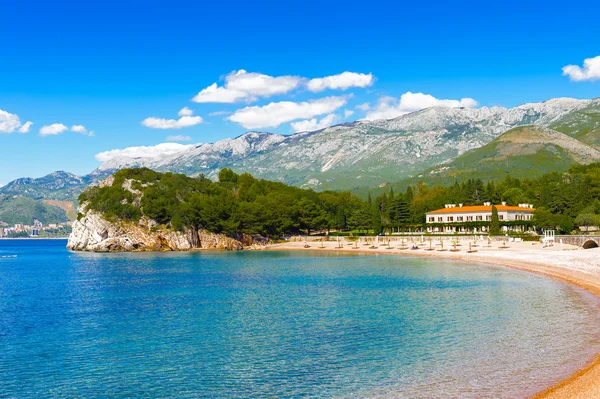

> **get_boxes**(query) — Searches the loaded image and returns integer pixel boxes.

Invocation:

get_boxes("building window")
[428,217,435,222]
[486,215,491,221]
[457,216,463,222]
[476,216,483,221]
[499,215,504,221]
[467,216,473,221]
[447,216,454,222]
[438,217,443,222]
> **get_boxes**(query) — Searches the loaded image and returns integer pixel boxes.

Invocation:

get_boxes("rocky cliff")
[67,210,243,252]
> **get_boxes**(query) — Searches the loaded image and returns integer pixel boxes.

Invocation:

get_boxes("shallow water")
[1,240,600,398]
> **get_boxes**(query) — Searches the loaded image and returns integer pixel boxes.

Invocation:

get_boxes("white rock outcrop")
[67,211,242,252]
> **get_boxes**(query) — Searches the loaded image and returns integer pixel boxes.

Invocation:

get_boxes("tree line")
[80,163,600,237]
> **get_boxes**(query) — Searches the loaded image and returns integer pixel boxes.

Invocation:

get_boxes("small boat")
[0,255,17,258]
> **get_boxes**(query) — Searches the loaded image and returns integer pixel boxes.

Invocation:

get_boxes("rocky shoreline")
[67,211,243,252]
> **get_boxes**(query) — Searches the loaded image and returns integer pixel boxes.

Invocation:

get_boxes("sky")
[1,0,599,185]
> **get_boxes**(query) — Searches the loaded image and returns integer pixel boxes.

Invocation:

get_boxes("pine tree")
[490,205,500,235]
[405,186,414,203]
[389,196,411,227]
[371,199,382,235]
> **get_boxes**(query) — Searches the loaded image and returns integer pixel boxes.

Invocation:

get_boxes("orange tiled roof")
[426,205,535,214]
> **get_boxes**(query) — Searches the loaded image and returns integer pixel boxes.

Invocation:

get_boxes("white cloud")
[344,109,354,118]
[307,72,374,92]
[95,143,193,162]
[356,102,370,111]
[562,55,600,82]
[291,114,340,132]
[166,135,193,142]
[40,123,69,136]
[226,70,303,97]
[142,108,203,129]
[142,116,203,129]
[71,125,94,136]
[191,83,247,103]
[192,70,303,103]
[18,121,33,133]
[0,109,32,134]
[193,70,375,103]
[71,125,87,134]
[228,96,348,129]
[363,92,478,120]
[178,106,194,116]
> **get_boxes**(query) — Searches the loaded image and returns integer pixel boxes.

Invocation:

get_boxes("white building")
[425,202,535,233]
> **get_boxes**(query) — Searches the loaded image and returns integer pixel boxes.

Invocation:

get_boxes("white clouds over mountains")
[192,70,303,103]
[191,70,374,130]
[363,92,478,120]
[189,69,477,130]
[228,96,348,129]
[291,114,340,132]
[307,72,374,92]
[563,55,600,82]
[142,108,203,129]
[225,70,303,99]
[95,143,193,162]
[191,83,248,104]
[0,109,33,134]
[192,70,373,104]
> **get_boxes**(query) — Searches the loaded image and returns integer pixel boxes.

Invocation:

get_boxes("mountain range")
[1,97,599,224]
[95,97,600,191]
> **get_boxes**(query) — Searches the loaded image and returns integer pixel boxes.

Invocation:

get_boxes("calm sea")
[1,240,599,398]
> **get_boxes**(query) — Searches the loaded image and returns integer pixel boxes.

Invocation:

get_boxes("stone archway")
[582,240,599,249]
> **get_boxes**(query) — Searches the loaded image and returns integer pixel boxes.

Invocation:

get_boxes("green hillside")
[78,168,367,237]
[0,195,69,225]
[549,101,600,149]
[364,125,600,198]
[428,126,599,181]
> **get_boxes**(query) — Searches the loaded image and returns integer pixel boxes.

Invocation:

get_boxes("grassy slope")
[362,125,600,198]
[0,195,69,225]
[549,101,600,149]
[42,200,77,221]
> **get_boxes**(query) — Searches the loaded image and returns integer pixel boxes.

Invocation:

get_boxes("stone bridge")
[556,235,600,249]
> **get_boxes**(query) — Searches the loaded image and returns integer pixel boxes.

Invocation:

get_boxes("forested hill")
[79,164,600,238]
[79,168,369,237]
[0,195,69,226]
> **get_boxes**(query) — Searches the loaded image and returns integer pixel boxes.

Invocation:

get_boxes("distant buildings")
[0,220,72,238]
[425,202,535,233]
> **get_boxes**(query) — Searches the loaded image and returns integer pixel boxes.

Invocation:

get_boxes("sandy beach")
[267,236,600,399]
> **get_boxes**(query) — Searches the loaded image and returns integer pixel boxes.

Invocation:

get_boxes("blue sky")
[1,0,599,185]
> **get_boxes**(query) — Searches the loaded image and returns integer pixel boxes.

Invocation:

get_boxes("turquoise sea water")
[1,240,600,398]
